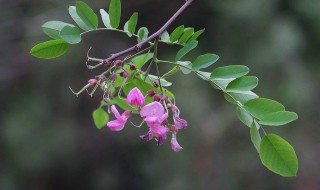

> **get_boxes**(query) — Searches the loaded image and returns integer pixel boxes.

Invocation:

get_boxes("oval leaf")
[243,98,285,120]
[192,54,219,71]
[170,25,184,42]
[211,65,249,79]
[161,31,170,42]
[251,121,262,153]
[69,6,92,31]
[59,25,81,44]
[175,41,198,61]
[137,27,149,43]
[178,27,194,44]
[42,21,74,39]
[188,29,205,43]
[226,76,259,92]
[260,134,298,177]
[92,108,109,129]
[127,12,138,35]
[109,0,121,29]
[30,39,69,59]
[236,106,254,127]
[259,111,298,126]
[76,1,98,30]
[100,9,112,28]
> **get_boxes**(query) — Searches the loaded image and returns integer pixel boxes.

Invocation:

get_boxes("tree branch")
[102,0,195,66]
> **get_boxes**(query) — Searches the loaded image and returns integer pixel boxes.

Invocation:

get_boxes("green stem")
[153,39,164,95]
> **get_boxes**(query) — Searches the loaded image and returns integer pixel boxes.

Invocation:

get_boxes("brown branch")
[99,0,195,68]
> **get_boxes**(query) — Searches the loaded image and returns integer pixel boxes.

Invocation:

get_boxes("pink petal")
[140,102,165,118]
[111,105,122,120]
[107,120,125,131]
[121,110,131,120]
[174,117,188,130]
[170,137,183,152]
[144,116,159,128]
[126,87,145,107]
[151,125,169,138]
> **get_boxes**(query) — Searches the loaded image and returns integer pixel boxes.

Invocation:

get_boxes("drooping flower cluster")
[107,87,188,152]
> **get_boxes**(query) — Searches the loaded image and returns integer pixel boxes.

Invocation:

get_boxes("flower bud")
[120,70,131,79]
[88,79,98,87]
[110,74,118,82]
[153,80,159,88]
[103,60,113,67]
[161,94,168,102]
[129,64,136,71]
[99,75,107,82]
[147,90,156,97]
[114,60,122,68]
[154,94,161,102]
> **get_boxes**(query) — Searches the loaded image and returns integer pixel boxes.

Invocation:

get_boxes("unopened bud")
[110,74,118,82]
[154,94,161,102]
[147,90,156,97]
[114,60,122,68]
[103,60,113,67]
[130,64,136,71]
[99,75,107,82]
[167,103,172,110]
[88,79,98,87]
[161,94,168,102]
[153,80,159,88]
[120,70,131,79]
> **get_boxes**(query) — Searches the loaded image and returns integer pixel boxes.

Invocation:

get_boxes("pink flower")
[174,116,188,130]
[170,136,183,152]
[126,87,145,107]
[107,105,131,131]
[140,102,169,144]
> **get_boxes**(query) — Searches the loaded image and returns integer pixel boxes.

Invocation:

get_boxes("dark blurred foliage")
[1,0,320,189]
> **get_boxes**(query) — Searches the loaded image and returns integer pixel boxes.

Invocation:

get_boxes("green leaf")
[69,6,92,31]
[100,9,112,28]
[92,108,109,129]
[260,134,298,177]
[236,106,254,127]
[30,39,69,59]
[226,76,259,92]
[137,27,149,43]
[127,12,138,35]
[259,111,298,126]
[178,28,194,44]
[211,65,249,80]
[76,1,98,30]
[250,121,262,153]
[111,97,138,113]
[244,98,285,120]
[175,41,198,61]
[161,31,170,42]
[177,61,192,74]
[170,25,184,42]
[42,21,74,39]
[109,0,121,29]
[196,71,211,80]
[188,29,205,42]
[131,53,153,69]
[59,25,81,44]
[228,91,259,105]
[192,54,219,71]
[146,74,172,87]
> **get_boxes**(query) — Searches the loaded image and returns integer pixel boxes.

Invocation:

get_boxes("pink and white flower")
[170,135,183,152]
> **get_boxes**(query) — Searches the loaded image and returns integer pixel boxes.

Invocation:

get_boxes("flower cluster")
[107,87,188,152]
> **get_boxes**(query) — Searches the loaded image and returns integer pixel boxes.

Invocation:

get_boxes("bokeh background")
[1,0,320,189]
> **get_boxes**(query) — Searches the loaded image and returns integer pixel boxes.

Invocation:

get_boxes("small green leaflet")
[146,74,172,87]
[211,65,249,80]
[226,76,259,92]
[59,25,82,44]
[170,25,184,42]
[92,108,109,129]
[76,1,98,30]
[243,98,285,120]
[236,106,253,127]
[69,6,92,31]
[137,27,149,43]
[192,54,219,71]
[109,0,121,29]
[100,9,112,28]
[227,91,259,105]
[188,29,205,42]
[177,61,192,74]
[175,40,198,61]
[42,21,74,39]
[30,39,69,59]
[250,121,261,153]
[131,53,153,70]
[178,27,194,44]
[126,12,138,36]
[260,134,298,177]
[161,31,170,42]
[259,111,298,126]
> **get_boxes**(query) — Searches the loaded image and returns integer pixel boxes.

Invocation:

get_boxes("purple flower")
[126,87,145,107]
[174,116,188,130]
[140,131,153,141]
[107,105,131,131]
[170,135,183,152]
[140,102,165,119]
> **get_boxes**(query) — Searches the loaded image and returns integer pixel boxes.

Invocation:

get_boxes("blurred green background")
[1,0,320,189]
